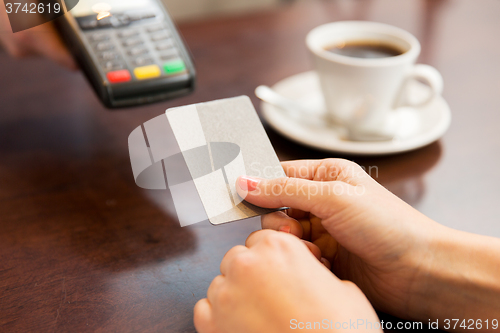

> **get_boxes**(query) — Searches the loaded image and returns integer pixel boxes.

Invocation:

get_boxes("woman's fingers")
[33,27,78,71]
[245,229,299,249]
[281,159,327,180]
[302,240,332,270]
[244,229,323,262]
[237,176,348,219]
[261,211,303,238]
[193,299,216,333]
[32,24,77,70]
[0,17,78,70]
[207,275,225,305]
[320,257,331,270]
[281,158,367,185]
[287,207,309,220]
[220,245,248,276]
[302,240,321,260]
[298,218,312,240]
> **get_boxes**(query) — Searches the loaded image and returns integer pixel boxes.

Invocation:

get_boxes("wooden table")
[1,0,499,331]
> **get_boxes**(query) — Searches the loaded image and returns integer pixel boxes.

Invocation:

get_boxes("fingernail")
[238,176,260,192]
[279,225,291,233]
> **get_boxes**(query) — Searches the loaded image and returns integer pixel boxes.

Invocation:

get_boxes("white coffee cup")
[306,21,443,140]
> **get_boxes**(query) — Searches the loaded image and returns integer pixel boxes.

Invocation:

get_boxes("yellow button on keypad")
[134,65,161,80]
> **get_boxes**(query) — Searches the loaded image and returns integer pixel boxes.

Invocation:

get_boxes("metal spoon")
[255,85,393,142]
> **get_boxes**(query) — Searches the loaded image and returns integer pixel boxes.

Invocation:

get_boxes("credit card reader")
[55,0,196,108]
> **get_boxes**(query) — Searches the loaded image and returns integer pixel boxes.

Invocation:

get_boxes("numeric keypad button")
[151,32,170,42]
[95,42,115,51]
[117,30,139,38]
[123,38,143,47]
[88,32,110,42]
[99,51,120,61]
[156,40,175,51]
[127,46,149,57]
[132,57,154,67]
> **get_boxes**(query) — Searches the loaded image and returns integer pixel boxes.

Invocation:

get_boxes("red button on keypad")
[107,70,131,83]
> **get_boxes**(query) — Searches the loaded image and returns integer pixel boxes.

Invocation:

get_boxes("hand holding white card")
[165,96,286,225]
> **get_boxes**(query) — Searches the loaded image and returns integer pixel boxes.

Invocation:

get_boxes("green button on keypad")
[163,59,186,75]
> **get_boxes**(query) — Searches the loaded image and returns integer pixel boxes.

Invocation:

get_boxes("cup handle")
[396,64,444,108]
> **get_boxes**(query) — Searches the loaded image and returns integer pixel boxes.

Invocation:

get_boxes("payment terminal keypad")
[77,12,188,84]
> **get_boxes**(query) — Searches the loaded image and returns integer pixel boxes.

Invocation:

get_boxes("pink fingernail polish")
[238,176,260,192]
[279,225,291,233]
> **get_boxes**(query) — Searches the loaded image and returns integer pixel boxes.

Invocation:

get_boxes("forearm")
[411,227,500,330]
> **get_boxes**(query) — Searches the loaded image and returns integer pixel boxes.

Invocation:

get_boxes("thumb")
[236,176,351,219]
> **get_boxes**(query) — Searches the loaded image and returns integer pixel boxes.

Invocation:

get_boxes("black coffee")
[325,41,405,59]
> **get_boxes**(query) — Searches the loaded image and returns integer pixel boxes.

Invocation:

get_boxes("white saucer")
[260,71,451,156]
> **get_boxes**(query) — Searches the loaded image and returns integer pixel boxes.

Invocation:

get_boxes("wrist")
[408,225,500,324]
[402,219,447,321]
